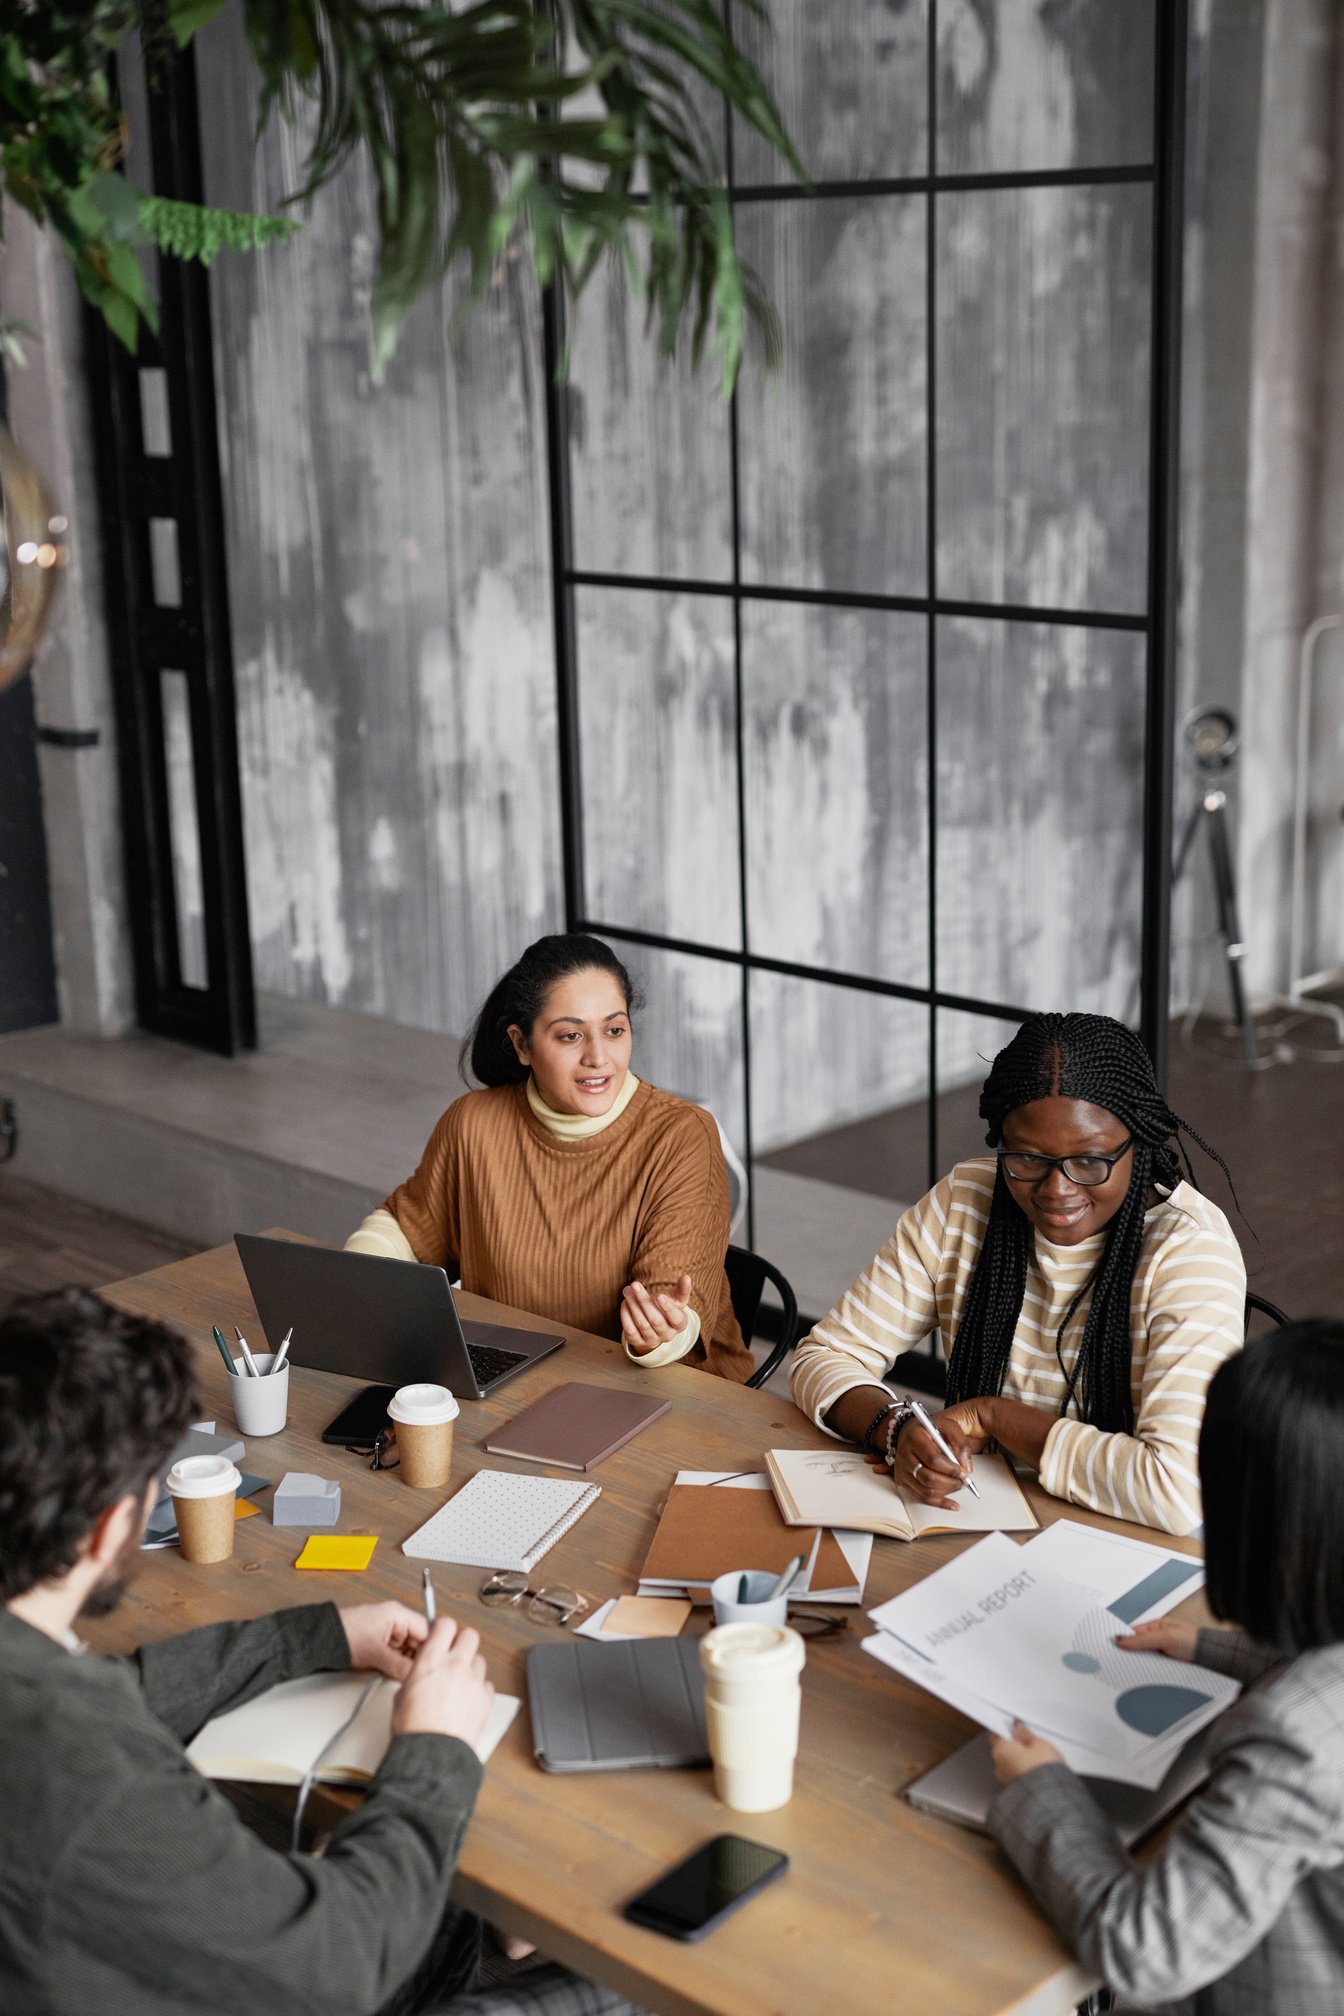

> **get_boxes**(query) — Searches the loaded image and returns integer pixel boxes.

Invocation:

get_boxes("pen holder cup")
[231,1355,290,1437]
[710,1569,790,1629]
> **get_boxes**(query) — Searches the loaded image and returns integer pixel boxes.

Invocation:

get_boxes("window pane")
[737,196,927,597]
[750,970,927,1323]
[732,0,928,186]
[616,939,746,1171]
[567,264,733,582]
[148,518,182,608]
[743,601,928,986]
[139,368,172,458]
[936,0,1154,175]
[935,616,1145,1019]
[933,1006,1022,1171]
[936,183,1152,614]
[159,669,208,989]
[577,587,741,951]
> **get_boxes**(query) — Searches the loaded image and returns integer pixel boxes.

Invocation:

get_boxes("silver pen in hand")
[907,1397,981,1500]
[421,1567,437,1626]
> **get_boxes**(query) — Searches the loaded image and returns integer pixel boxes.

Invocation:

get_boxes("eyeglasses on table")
[479,1572,590,1626]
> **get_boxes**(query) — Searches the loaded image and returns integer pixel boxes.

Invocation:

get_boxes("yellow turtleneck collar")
[526,1070,641,1141]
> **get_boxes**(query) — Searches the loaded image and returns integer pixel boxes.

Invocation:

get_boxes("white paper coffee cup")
[387,1383,459,1487]
[700,1622,805,1812]
[166,1455,241,1564]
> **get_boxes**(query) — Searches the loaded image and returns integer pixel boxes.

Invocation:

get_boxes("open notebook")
[185,1671,520,1786]
[765,1447,1037,1542]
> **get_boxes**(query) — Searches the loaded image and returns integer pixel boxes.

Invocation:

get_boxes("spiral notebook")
[402,1468,601,1571]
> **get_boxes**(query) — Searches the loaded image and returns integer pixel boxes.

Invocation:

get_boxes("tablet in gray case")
[527,1638,709,1772]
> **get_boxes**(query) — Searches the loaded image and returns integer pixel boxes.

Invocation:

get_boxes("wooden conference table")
[93,1236,1208,2016]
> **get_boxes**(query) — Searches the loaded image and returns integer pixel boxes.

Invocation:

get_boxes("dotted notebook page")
[401,1469,600,1571]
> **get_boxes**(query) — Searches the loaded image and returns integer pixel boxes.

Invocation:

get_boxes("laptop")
[234,1235,564,1400]
[905,1723,1216,1845]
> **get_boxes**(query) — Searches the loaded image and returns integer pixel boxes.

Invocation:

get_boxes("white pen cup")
[700,1622,806,1813]
[710,1569,790,1629]
[166,1455,242,1564]
[230,1354,289,1437]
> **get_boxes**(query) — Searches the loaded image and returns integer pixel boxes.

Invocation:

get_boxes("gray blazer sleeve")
[1193,1627,1282,1687]
[987,1684,1344,2007]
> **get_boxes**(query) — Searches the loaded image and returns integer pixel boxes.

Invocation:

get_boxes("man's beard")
[78,1519,145,1620]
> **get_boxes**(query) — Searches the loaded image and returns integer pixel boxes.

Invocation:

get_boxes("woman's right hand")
[1115,1617,1198,1663]
[888,1411,978,1510]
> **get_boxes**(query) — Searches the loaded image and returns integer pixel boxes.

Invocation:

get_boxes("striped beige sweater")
[790,1159,1246,1534]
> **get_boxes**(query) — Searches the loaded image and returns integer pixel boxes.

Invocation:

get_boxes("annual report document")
[863,1532,1238,1787]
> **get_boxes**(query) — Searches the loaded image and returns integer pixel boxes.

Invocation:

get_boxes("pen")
[421,1567,436,1626]
[767,1554,805,1601]
[908,1398,981,1500]
[271,1328,293,1375]
[234,1326,261,1379]
[211,1326,239,1378]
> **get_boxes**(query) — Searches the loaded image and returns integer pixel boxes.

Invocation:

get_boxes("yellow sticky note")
[234,1499,261,1521]
[295,1535,378,1571]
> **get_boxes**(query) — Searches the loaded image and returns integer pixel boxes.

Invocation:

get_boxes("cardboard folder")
[639,1481,854,1597]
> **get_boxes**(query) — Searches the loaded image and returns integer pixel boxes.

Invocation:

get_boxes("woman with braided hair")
[789,1012,1246,1534]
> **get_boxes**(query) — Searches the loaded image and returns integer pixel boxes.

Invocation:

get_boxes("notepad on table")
[185,1671,520,1785]
[484,1382,670,1471]
[764,1447,1037,1542]
[402,1469,600,1571]
[637,1471,870,1604]
[295,1535,379,1571]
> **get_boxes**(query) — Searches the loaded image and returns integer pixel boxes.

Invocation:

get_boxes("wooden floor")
[0,1171,192,1319]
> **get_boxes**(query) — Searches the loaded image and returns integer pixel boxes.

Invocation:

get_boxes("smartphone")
[622,1835,788,1942]
[321,1384,397,1445]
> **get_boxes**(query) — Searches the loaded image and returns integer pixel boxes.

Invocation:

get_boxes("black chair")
[724,1246,800,1390]
[1245,1291,1290,1334]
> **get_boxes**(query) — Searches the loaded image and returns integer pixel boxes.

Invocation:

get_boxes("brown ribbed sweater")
[383,1079,753,1382]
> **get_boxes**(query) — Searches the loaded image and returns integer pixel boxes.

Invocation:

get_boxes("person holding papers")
[347,932,752,1381]
[988,1320,1344,2016]
[790,1012,1245,1535]
[0,1289,635,2016]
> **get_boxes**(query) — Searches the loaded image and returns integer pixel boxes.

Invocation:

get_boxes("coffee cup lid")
[387,1383,460,1425]
[700,1621,806,1677]
[166,1454,242,1499]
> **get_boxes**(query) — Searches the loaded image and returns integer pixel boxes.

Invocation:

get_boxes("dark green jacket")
[0,1603,483,2016]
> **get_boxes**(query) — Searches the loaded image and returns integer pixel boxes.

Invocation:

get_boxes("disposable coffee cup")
[711,1568,789,1629]
[231,1354,289,1437]
[387,1383,459,1487]
[166,1454,242,1565]
[700,1621,806,1813]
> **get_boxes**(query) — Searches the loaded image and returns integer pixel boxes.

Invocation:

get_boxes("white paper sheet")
[865,1533,1237,1788]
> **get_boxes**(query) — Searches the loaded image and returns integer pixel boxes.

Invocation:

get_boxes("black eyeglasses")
[997,1137,1134,1186]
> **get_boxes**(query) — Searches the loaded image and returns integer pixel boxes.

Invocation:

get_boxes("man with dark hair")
[0,1290,631,2016]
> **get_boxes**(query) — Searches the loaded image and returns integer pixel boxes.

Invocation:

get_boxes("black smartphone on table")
[622,1835,788,1942]
[321,1384,397,1446]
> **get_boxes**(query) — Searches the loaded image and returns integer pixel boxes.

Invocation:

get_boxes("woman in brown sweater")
[346,934,753,1381]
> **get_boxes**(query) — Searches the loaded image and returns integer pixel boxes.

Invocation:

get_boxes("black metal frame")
[543,1,1188,1237]
[87,43,255,1054]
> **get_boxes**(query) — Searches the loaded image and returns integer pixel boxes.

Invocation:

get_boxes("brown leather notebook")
[484,1382,671,1472]
[640,1483,854,1594]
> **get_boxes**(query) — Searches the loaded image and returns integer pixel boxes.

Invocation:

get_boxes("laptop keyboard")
[466,1342,529,1386]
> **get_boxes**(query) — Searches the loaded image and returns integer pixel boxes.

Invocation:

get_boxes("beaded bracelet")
[883,1402,917,1470]
[860,1397,903,1456]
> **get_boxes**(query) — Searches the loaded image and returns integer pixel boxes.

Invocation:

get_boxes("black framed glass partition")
[548,0,1184,1308]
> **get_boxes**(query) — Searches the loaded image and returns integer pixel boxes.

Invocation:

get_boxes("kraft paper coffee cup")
[387,1383,459,1488]
[700,1621,806,1813]
[166,1455,241,1565]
